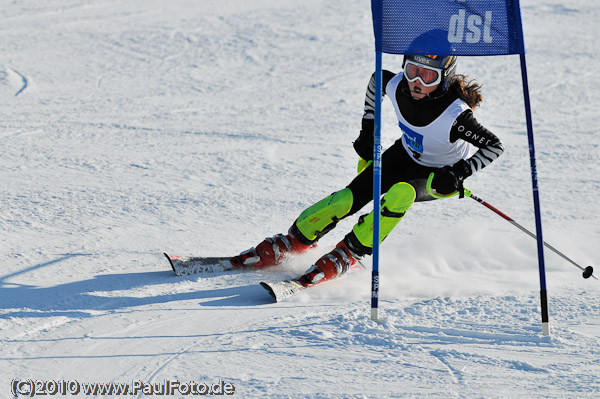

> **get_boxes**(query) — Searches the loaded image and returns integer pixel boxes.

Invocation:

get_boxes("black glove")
[431,159,472,195]
[353,118,374,161]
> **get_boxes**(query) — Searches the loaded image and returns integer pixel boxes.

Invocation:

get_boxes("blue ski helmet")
[402,29,458,92]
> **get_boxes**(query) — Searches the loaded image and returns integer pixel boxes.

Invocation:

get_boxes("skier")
[230,53,504,288]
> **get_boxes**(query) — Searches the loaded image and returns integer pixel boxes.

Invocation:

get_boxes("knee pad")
[294,188,354,243]
[352,182,416,249]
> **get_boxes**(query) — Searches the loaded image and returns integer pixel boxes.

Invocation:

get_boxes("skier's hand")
[357,158,373,174]
[431,160,472,195]
[431,166,459,195]
[353,118,374,161]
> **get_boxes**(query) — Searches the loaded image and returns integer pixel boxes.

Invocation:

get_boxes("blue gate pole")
[519,53,550,336]
[371,50,383,323]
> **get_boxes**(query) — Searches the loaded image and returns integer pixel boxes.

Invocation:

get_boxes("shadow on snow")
[0,254,273,319]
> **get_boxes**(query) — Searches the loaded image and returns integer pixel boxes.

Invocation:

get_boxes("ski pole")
[426,173,596,280]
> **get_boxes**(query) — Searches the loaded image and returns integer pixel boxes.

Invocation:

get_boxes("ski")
[165,252,368,302]
[260,280,306,302]
[164,253,237,276]
[260,259,368,302]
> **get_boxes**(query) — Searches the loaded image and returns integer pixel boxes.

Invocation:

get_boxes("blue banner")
[372,0,525,55]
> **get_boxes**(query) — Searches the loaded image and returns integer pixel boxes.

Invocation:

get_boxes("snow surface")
[1,0,599,397]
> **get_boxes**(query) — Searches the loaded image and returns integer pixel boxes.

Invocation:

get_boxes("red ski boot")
[298,240,360,287]
[230,231,315,268]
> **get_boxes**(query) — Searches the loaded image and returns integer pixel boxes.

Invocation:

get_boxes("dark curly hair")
[449,74,483,109]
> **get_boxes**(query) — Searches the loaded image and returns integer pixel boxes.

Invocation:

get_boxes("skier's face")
[407,79,438,100]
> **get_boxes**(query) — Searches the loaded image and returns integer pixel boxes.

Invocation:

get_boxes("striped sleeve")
[451,110,505,173]
[363,70,396,118]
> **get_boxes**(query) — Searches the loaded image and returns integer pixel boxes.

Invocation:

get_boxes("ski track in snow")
[1,66,29,98]
[1,0,599,398]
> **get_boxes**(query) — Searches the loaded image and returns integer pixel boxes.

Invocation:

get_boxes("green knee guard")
[352,182,416,248]
[295,188,354,242]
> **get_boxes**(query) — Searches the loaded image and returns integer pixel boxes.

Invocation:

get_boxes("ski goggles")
[403,60,443,87]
